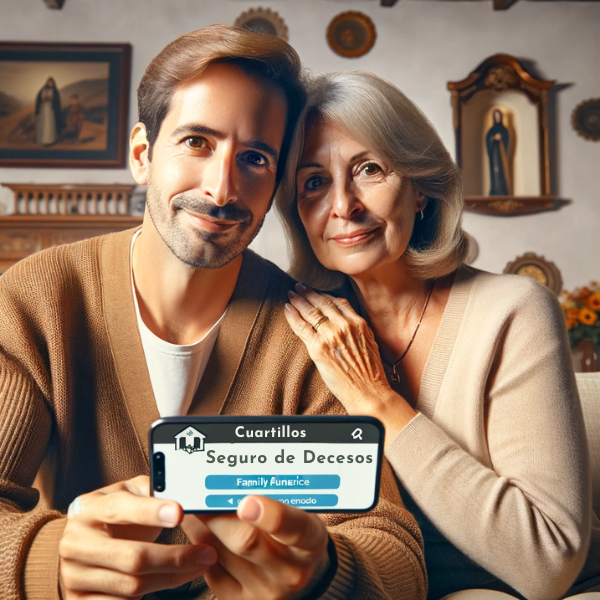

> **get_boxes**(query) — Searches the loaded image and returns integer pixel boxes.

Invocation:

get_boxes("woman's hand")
[285,284,417,436]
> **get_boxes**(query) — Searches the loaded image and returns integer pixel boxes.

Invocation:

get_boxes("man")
[0,26,426,600]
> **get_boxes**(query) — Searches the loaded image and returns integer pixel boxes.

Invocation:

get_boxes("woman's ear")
[416,192,428,213]
[129,123,150,185]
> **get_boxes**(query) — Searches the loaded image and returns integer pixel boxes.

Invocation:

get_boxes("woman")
[35,76,62,146]
[277,71,600,600]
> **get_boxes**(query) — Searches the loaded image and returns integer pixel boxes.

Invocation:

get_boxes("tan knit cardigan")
[0,229,426,600]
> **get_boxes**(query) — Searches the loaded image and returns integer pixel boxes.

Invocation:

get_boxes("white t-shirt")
[130,230,225,417]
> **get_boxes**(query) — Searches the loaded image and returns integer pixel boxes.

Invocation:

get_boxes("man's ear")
[129,123,151,185]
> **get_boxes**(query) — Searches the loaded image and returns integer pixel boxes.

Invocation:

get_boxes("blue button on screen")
[205,494,339,508]
[205,474,341,490]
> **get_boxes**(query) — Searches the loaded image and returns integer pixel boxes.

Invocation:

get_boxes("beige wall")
[0,0,598,288]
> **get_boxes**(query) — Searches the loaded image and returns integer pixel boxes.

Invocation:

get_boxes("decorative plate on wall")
[327,12,376,58]
[464,233,479,265]
[503,252,563,295]
[234,8,288,41]
[572,98,600,142]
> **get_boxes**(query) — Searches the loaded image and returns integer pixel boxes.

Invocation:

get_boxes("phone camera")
[153,452,166,493]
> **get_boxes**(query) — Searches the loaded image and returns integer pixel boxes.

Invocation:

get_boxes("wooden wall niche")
[448,54,567,216]
[0,183,142,272]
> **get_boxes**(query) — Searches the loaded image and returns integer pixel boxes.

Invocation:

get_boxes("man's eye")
[304,176,324,192]
[184,136,207,149]
[241,151,267,166]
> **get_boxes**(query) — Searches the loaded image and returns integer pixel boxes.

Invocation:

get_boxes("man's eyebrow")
[246,140,278,163]
[171,124,278,162]
[171,124,224,140]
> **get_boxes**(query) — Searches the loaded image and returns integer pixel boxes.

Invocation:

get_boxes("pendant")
[390,364,400,383]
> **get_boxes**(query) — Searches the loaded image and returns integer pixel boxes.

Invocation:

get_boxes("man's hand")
[58,475,217,599]
[182,495,332,600]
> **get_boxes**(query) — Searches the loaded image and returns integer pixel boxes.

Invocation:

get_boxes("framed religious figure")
[0,42,131,168]
[448,54,567,216]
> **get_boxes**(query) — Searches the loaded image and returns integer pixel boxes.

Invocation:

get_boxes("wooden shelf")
[464,195,570,216]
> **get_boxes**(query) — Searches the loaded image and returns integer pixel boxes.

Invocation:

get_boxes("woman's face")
[296,116,424,279]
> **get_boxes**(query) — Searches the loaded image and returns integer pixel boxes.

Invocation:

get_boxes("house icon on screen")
[174,426,206,454]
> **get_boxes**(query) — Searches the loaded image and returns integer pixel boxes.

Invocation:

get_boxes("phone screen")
[149,416,383,513]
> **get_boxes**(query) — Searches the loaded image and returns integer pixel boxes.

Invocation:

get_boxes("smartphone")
[149,416,384,513]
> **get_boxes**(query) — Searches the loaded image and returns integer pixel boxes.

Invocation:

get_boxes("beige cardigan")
[385,264,600,600]
[0,229,426,600]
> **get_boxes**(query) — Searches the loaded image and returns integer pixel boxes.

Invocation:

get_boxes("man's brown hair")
[138,24,306,183]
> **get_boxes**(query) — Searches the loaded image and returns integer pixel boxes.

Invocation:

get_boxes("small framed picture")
[0,42,131,168]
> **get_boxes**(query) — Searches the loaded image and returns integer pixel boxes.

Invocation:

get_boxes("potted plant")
[560,282,600,372]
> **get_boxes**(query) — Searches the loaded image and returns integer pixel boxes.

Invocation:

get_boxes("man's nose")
[202,147,238,207]
[331,180,362,220]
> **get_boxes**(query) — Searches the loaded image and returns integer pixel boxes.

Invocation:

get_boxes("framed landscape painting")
[0,42,131,168]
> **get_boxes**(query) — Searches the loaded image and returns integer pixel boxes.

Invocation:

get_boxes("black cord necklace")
[382,283,434,383]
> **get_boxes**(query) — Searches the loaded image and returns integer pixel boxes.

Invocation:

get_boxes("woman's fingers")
[284,302,319,346]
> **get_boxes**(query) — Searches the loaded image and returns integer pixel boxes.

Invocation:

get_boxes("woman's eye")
[184,136,207,149]
[243,152,267,166]
[304,175,324,192]
[361,162,382,176]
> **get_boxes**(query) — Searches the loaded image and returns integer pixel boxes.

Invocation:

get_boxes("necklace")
[382,282,434,383]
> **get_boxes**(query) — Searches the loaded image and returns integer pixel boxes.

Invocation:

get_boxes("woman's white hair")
[275,70,468,290]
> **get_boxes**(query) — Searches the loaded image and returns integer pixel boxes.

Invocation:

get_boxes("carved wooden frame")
[447,54,564,216]
[234,8,289,41]
[327,12,377,59]
[503,252,563,295]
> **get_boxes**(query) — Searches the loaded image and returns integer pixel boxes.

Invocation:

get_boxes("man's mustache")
[173,194,252,224]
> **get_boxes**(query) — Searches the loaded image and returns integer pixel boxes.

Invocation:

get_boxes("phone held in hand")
[149,416,384,513]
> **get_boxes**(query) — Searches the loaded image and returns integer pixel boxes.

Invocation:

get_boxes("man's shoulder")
[242,250,297,305]
[0,228,134,296]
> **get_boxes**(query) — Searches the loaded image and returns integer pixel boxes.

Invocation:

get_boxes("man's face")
[143,63,287,269]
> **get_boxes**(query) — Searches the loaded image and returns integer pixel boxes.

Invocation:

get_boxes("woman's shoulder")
[456,263,563,321]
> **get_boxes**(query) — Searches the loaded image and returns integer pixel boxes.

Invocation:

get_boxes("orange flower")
[566,318,578,330]
[567,308,580,319]
[578,307,598,326]
[587,292,600,311]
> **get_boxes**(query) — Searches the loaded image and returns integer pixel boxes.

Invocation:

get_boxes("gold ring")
[313,315,329,331]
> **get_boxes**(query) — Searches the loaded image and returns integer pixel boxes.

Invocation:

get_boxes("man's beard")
[145,176,267,269]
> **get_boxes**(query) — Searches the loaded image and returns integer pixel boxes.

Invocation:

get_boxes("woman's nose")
[201,147,238,206]
[331,181,362,219]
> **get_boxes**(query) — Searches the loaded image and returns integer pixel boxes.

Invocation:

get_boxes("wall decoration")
[464,232,479,265]
[572,98,600,142]
[327,12,376,58]
[234,8,288,41]
[448,54,568,216]
[503,252,563,295]
[0,42,131,168]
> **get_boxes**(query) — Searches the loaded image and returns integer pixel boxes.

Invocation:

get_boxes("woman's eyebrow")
[350,150,369,162]
[298,162,323,171]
